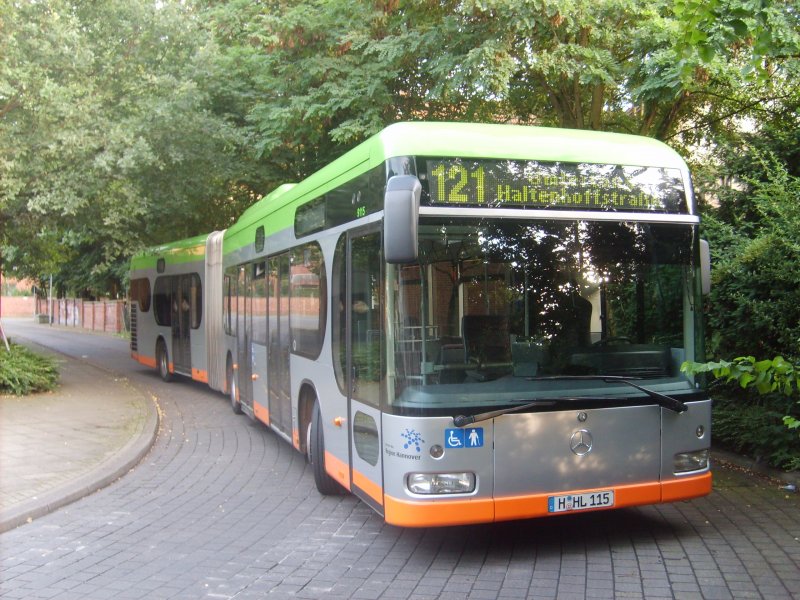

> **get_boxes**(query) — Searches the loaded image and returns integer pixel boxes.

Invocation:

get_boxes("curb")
[0,347,160,533]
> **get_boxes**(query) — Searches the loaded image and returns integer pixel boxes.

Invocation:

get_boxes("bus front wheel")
[309,401,343,495]
[157,340,172,383]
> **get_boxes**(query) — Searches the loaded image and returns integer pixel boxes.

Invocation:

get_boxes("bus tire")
[310,401,343,495]
[157,340,172,382]
[227,356,242,415]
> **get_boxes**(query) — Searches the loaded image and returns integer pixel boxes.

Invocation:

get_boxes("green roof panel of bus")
[223,122,690,253]
[130,232,209,271]
[375,122,687,168]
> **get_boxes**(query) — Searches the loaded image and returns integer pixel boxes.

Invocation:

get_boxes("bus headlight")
[674,449,709,474]
[407,472,476,495]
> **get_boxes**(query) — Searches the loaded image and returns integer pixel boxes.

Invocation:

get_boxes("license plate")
[548,490,615,513]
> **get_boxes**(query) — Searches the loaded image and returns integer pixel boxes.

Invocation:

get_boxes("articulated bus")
[130,122,712,527]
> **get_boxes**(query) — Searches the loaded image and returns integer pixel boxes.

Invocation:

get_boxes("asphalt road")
[1,324,798,599]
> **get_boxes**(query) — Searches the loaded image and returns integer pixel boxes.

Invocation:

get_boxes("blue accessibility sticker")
[445,427,484,449]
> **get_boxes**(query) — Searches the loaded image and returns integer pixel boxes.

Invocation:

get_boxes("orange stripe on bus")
[254,401,270,425]
[324,451,351,492]
[385,495,495,527]
[292,428,300,451]
[494,480,662,522]
[132,353,157,369]
[353,469,383,507]
[384,473,712,528]
[192,368,208,383]
[662,471,712,502]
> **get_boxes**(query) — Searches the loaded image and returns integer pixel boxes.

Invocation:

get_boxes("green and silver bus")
[131,122,712,527]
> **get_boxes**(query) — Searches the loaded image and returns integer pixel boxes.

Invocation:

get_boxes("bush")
[712,390,800,471]
[0,343,60,395]
[701,152,800,360]
[705,235,800,359]
[684,356,800,471]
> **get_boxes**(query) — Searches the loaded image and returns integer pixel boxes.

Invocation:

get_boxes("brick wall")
[0,296,37,318]
[20,297,128,334]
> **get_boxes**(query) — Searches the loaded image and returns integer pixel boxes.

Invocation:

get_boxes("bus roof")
[374,122,688,168]
[227,121,690,244]
[130,232,209,271]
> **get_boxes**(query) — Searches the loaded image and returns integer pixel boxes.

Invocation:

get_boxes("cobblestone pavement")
[0,342,155,533]
[1,325,798,599]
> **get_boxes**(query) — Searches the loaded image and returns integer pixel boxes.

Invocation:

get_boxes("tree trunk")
[590,83,604,130]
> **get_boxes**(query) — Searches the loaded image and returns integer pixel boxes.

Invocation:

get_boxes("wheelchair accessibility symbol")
[445,427,484,449]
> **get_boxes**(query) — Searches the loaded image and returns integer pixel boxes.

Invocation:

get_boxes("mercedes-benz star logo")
[570,429,593,456]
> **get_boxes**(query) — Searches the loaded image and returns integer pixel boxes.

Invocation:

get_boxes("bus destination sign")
[425,159,688,213]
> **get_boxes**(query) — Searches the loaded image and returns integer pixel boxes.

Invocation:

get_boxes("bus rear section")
[129,231,225,388]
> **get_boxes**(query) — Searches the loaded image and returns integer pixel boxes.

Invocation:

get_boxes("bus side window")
[130,278,151,313]
[190,273,202,329]
[252,262,268,346]
[290,243,326,359]
[153,276,171,326]
[223,272,235,335]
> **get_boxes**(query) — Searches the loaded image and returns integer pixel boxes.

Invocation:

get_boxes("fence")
[33,297,128,335]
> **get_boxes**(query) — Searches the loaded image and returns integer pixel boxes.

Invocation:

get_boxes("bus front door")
[346,230,385,513]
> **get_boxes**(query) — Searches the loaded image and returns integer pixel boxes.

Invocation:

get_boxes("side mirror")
[699,239,711,295]
[384,175,421,264]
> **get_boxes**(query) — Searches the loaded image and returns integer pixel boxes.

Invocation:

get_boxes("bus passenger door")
[235,266,253,413]
[171,275,192,374]
[268,254,292,437]
[250,263,269,423]
[346,230,385,513]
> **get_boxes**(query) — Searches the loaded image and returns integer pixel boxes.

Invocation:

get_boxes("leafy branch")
[682,356,800,431]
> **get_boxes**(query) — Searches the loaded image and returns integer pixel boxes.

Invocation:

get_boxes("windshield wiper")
[452,375,687,427]
[532,376,688,414]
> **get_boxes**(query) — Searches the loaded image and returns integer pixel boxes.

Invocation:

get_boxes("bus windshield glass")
[388,218,700,415]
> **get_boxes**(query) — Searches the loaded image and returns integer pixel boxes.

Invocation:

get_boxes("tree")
[203,0,800,168]
[3,0,799,295]
[0,0,253,296]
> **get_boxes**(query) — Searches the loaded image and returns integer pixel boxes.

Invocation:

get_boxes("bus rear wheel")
[157,340,172,382]
[309,401,343,495]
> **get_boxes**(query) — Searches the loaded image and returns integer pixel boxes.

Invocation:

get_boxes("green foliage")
[0,344,59,396]
[672,0,800,81]
[0,0,257,296]
[700,153,800,359]
[690,75,800,469]
[683,356,800,469]
[206,0,800,174]
[710,392,800,471]
[683,355,800,395]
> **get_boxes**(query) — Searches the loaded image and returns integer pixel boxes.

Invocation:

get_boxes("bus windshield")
[388,218,700,415]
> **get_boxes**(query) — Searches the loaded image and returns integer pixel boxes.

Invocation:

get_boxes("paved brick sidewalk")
[0,339,158,532]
